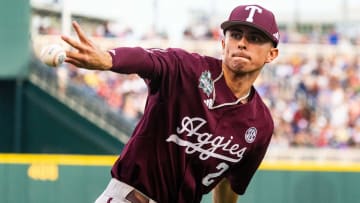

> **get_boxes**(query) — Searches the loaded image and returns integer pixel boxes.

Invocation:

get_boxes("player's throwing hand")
[61,21,113,70]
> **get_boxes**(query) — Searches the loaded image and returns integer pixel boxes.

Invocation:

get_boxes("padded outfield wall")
[0,79,125,154]
[1,153,360,203]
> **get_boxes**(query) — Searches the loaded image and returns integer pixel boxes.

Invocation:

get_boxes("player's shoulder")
[166,48,220,63]
[252,90,273,119]
[163,48,221,74]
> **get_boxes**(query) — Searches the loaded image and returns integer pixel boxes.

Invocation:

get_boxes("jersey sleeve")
[109,47,196,78]
[108,47,203,97]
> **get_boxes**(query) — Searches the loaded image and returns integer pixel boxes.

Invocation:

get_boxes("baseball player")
[61,4,279,203]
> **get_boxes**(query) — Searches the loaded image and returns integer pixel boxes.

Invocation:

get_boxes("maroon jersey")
[108,47,274,203]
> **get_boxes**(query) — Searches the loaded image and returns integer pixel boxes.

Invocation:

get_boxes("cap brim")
[221,21,277,46]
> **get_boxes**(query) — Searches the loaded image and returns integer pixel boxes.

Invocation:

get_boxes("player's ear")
[221,30,227,50]
[221,38,226,56]
[221,31,227,53]
[265,47,278,63]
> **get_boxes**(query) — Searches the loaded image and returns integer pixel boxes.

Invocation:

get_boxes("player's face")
[221,25,278,75]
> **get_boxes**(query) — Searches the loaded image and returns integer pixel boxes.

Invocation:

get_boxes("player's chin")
[226,66,247,75]
[230,61,248,71]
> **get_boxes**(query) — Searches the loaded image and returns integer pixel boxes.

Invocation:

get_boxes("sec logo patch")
[245,127,257,143]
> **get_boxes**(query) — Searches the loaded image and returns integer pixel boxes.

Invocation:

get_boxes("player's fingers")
[72,21,91,44]
[61,35,85,51]
[66,51,97,69]
[65,51,84,61]
[65,57,84,68]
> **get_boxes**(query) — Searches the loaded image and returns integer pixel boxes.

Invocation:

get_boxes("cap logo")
[245,5,262,22]
[273,32,280,40]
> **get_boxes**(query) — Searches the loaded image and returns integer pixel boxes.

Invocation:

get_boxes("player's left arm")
[212,178,239,203]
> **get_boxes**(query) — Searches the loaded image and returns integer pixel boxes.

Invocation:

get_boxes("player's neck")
[222,68,256,100]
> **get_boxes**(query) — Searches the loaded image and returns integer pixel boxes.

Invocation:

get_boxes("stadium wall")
[0,81,16,151]
[1,154,359,203]
[0,0,29,79]
[0,0,123,154]
[0,80,124,154]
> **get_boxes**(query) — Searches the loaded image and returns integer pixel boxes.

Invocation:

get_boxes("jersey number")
[202,162,229,186]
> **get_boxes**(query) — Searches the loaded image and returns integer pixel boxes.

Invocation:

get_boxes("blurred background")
[1,0,360,202]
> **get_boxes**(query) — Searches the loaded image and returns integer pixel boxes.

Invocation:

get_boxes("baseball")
[40,44,66,67]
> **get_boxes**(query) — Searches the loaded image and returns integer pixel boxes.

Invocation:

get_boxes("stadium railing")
[28,56,134,144]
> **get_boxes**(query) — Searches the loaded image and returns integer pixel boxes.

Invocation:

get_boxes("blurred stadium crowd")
[261,51,360,149]
[32,13,360,149]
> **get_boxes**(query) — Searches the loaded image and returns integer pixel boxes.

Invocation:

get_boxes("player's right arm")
[61,21,178,79]
[61,21,201,95]
[61,21,113,70]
